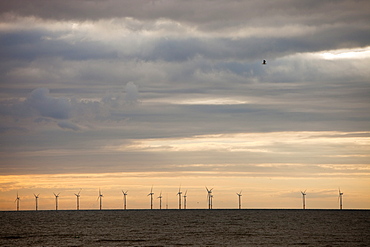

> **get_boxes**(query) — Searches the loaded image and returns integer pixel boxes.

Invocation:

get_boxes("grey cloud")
[57,120,81,131]
[1,0,369,29]
[1,25,369,69]
[124,82,139,104]
[1,1,369,64]
[0,126,28,134]
[0,30,118,62]
[25,88,71,119]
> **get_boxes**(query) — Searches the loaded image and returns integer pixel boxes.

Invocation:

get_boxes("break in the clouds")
[0,1,369,184]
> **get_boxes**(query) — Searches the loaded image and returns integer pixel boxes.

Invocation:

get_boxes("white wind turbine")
[236,190,242,209]
[338,188,344,210]
[183,190,188,209]
[15,192,20,211]
[301,190,307,209]
[75,189,81,210]
[122,190,128,210]
[177,186,182,209]
[97,189,103,210]
[53,192,60,211]
[205,187,213,209]
[33,193,40,211]
[148,186,154,209]
[158,191,163,209]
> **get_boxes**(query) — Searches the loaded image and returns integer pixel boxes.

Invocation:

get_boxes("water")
[1,209,369,246]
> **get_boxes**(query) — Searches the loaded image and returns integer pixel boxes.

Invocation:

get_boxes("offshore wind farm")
[5,186,351,211]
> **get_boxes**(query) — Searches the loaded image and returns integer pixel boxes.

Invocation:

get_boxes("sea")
[0,209,369,246]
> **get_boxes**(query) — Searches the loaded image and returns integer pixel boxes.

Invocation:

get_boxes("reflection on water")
[1,209,369,246]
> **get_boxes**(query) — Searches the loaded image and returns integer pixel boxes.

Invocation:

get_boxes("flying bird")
[262,60,266,65]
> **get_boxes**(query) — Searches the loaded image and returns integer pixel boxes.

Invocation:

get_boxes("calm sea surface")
[1,209,369,246]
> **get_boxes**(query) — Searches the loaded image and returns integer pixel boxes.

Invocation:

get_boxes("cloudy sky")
[1,0,369,210]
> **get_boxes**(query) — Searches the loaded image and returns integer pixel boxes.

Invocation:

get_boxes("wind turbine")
[122,190,128,210]
[183,190,188,209]
[301,190,307,209]
[177,186,182,209]
[158,191,163,209]
[205,187,213,209]
[53,192,60,211]
[33,193,40,211]
[75,189,81,210]
[236,190,242,209]
[97,189,103,210]
[148,186,154,209]
[15,192,20,211]
[338,188,344,210]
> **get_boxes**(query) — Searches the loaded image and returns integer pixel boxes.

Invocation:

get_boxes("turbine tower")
[183,190,188,209]
[301,190,307,209]
[338,188,344,210]
[75,189,81,210]
[33,193,40,211]
[53,192,60,211]
[177,186,182,209]
[122,190,128,210]
[98,189,103,210]
[236,190,242,209]
[148,186,154,209]
[205,187,213,209]
[15,192,20,211]
[158,191,163,209]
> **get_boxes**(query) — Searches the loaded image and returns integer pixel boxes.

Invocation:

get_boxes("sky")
[0,0,370,210]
